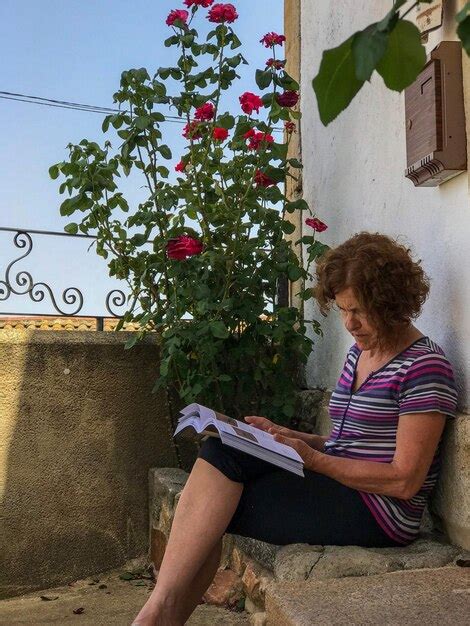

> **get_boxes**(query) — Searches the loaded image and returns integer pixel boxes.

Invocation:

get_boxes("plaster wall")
[0,330,178,598]
[301,0,470,411]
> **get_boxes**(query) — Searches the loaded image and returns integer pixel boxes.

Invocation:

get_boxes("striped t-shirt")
[325,336,458,545]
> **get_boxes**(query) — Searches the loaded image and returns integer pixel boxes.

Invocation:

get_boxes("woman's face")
[334,287,378,351]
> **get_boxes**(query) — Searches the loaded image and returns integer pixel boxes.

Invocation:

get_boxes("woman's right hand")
[244,416,296,438]
[243,415,275,432]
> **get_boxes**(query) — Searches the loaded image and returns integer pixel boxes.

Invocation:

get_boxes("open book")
[174,403,304,477]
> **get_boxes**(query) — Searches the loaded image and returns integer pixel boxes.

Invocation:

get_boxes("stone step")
[265,566,470,626]
[148,467,468,622]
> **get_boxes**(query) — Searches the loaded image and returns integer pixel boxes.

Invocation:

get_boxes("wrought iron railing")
[0,227,128,330]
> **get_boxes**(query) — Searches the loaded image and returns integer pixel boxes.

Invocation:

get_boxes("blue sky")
[0,0,283,317]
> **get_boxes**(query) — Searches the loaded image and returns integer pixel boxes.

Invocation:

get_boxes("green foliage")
[50,7,327,423]
[312,36,364,126]
[312,0,468,126]
[376,21,426,91]
[457,2,470,55]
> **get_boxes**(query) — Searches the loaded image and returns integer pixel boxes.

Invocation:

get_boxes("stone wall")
[0,329,178,599]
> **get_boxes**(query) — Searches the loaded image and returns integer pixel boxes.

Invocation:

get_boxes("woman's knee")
[197,437,245,482]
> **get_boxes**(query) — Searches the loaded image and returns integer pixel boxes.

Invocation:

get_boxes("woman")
[132,232,457,626]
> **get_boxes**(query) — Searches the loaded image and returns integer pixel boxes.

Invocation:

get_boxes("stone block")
[232,536,281,570]
[272,537,460,583]
[149,468,188,538]
[265,567,470,626]
[432,413,470,550]
[249,611,267,626]
[230,545,249,577]
[274,544,324,581]
[203,568,243,607]
[241,560,274,607]
[244,596,265,615]
[150,528,167,571]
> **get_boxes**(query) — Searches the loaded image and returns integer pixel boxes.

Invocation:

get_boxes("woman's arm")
[275,412,446,499]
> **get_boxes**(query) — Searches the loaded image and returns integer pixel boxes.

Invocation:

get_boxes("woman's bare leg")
[175,538,223,624]
[132,459,243,625]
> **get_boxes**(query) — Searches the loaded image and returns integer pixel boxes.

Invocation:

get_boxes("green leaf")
[271,142,288,160]
[285,199,309,213]
[209,321,229,339]
[230,33,242,49]
[255,69,272,90]
[158,145,172,160]
[352,24,389,82]
[124,334,140,350]
[217,113,235,129]
[134,115,152,130]
[457,2,470,55]
[287,264,303,281]
[376,20,426,91]
[312,35,364,126]
[49,165,59,180]
[64,222,78,235]
[281,220,296,235]
[131,233,148,246]
[307,241,330,260]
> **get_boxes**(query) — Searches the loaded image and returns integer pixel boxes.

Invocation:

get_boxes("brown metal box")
[404,40,467,186]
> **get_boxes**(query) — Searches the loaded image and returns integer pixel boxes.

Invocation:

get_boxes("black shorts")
[197,437,401,548]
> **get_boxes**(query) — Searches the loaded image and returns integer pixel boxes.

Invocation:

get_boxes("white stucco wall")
[301,0,470,412]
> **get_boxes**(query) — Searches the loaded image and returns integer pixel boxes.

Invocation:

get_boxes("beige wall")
[0,330,178,599]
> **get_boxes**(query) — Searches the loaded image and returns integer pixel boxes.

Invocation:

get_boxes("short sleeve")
[399,353,458,419]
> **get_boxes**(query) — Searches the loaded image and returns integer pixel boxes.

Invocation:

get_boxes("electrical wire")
[0,90,185,122]
[0,90,284,131]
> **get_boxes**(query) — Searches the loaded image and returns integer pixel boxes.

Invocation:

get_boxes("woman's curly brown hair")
[314,232,430,348]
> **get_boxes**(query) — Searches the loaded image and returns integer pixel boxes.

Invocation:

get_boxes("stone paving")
[0,565,250,626]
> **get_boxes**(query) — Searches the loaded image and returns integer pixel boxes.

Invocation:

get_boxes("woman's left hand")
[270,429,324,472]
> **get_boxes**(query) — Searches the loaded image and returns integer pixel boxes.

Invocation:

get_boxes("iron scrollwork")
[0,228,126,318]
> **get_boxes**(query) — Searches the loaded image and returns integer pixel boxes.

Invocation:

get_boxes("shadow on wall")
[0,330,179,599]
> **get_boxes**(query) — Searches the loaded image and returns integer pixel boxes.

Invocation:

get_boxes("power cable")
[0,90,284,131]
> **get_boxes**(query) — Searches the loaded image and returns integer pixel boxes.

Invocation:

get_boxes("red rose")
[284,121,296,134]
[166,9,189,26]
[305,217,328,232]
[246,131,274,151]
[207,3,238,23]
[183,120,202,140]
[266,58,285,70]
[276,91,299,108]
[254,169,276,187]
[194,102,215,121]
[239,92,264,115]
[213,127,229,141]
[184,0,214,7]
[260,32,286,48]
[175,160,186,172]
[166,235,204,260]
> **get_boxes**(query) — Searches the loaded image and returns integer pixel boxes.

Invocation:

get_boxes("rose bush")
[49,1,328,422]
